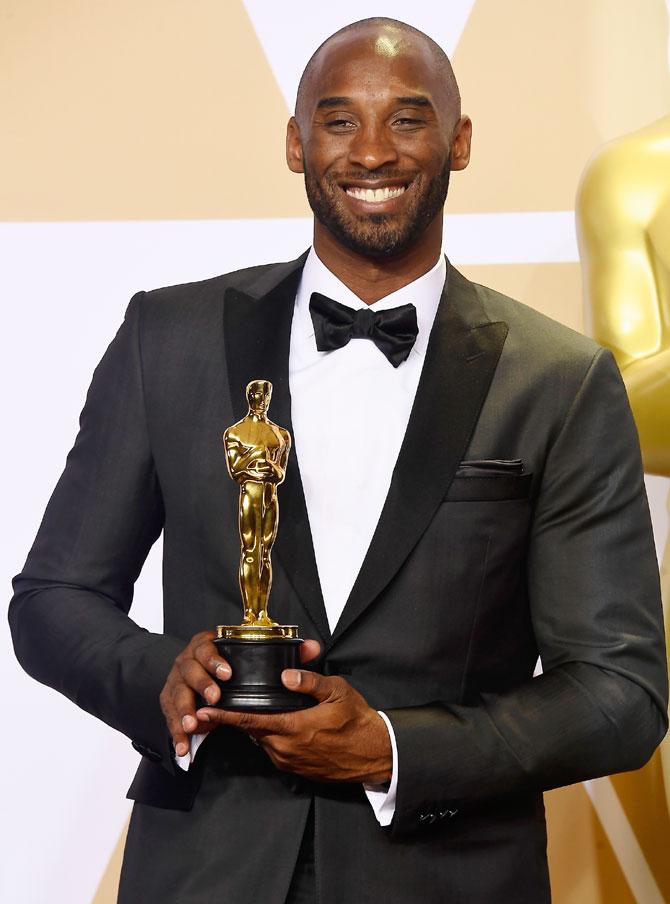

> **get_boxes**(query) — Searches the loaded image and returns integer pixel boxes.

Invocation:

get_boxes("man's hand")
[195,669,393,784]
[160,632,321,758]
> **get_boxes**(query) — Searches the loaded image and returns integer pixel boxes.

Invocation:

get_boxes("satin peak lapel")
[330,264,509,644]
[223,253,331,643]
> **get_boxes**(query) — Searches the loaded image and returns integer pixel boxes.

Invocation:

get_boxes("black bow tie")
[309,292,419,368]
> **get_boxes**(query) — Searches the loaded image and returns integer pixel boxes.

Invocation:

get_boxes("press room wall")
[2,2,669,902]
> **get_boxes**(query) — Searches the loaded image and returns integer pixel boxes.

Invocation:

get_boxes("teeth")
[345,185,406,203]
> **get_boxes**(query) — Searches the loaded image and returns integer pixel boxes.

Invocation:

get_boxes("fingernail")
[197,711,210,722]
[175,742,188,757]
[204,685,218,704]
[182,715,197,732]
[216,663,231,679]
[283,669,301,687]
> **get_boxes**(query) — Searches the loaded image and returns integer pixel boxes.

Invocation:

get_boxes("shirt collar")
[294,247,447,359]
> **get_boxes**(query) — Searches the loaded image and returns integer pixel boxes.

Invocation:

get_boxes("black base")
[212,637,316,711]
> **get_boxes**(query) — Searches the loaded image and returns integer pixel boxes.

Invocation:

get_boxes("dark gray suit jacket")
[10,253,668,903]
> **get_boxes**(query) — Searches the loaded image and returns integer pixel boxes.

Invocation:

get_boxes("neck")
[313,215,443,305]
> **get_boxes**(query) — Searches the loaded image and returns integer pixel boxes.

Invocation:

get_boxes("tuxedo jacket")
[10,252,668,903]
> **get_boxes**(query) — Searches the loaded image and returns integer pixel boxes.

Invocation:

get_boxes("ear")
[449,116,472,171]
[286,117,304,174]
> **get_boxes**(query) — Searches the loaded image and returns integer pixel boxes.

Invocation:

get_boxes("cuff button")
[438,808,459,820]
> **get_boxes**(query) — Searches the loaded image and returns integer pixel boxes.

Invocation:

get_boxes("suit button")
[131,740,162,763]
[438,808,459,820]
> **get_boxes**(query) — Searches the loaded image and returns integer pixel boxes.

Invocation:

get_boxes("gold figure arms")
[577,115,670,476]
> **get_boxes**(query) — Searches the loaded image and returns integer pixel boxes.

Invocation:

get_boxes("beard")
[303,158,451,258]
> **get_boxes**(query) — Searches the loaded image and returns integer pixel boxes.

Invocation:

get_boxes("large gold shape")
[577,114,670,477]
[219,379,295,641]
[577,113,670,825]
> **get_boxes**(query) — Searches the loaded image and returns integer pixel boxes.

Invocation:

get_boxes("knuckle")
[272,736,291,757]
[193,635,217,659]
[281,714,297,735]
[173,688,195,717]
[237,713,258,732]
[330,676,349,696]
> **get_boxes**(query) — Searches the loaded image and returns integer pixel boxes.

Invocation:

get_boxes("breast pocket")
[445,460,534,502]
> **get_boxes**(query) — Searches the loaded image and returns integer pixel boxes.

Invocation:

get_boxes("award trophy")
[213,379,315,711]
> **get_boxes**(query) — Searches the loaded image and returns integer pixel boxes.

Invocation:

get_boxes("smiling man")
[9,17,668,904]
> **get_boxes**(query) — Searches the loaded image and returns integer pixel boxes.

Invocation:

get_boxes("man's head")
[246,379,272,415]
[286,18,471,261]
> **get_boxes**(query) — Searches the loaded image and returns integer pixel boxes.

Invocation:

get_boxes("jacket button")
[438,808,459,820]
[419,811,437,825]
[131,740,162,763]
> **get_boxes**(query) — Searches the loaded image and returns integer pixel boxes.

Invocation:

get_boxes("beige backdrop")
[2,2,669,902]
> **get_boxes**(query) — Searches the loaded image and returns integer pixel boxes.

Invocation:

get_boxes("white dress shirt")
[289,248,446,825]
[180,248,446,827]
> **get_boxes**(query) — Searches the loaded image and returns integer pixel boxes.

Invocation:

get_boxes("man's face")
[287,29,470,259]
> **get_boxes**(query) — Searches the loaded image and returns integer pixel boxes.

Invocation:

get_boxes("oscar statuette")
[212,379,315,711]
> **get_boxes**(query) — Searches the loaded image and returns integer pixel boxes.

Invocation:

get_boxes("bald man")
[10,18,667,904]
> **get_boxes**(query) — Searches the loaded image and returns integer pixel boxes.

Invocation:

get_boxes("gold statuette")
[577,115,670,477]
[213,380,313,710]
[577,115,670,812]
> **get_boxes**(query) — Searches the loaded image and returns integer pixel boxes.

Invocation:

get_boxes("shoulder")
[467,275,600,366]
[123,253,306,330]
[459,272,612,411]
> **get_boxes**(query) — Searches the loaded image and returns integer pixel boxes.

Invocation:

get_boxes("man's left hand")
[195,670,393,784]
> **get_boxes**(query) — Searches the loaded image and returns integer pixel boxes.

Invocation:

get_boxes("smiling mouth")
[344,184,407,204]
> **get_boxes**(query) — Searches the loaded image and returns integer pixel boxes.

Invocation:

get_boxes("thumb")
[281,668,344,703]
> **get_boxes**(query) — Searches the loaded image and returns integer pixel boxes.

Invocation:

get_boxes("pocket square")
[446,460,532,501]
[455,459,524,478]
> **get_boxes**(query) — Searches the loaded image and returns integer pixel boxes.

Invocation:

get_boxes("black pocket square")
[455,459,524,477]
[446,460,532,501]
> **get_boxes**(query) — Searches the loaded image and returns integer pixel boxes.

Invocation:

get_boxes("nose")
[348,122,398,171]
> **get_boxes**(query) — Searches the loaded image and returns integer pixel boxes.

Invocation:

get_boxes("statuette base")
[213,631,316,712]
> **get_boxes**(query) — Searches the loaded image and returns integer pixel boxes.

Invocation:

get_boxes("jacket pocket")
[446,460,533,501]
[455,458,524,477]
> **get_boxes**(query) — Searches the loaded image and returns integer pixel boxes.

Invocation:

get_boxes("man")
[9,17,667,904]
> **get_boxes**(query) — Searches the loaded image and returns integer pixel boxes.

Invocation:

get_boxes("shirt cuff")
[175,732,208,771]
[362,711,398,826]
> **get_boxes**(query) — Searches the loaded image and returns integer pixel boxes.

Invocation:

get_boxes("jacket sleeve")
[385,348,668,836]
[9,293,184,774]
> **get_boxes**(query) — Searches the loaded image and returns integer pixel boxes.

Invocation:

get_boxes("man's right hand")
[160,630,232,758]
[160,631,322,758]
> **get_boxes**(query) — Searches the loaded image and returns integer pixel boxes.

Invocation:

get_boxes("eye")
[325,117,356,131]
[392,117,423,129]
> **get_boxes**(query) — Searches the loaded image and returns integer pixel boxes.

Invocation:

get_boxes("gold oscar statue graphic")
[213,379,314,710]
[577,113,670,814]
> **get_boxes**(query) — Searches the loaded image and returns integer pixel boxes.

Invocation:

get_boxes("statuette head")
[246,379,272,415]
